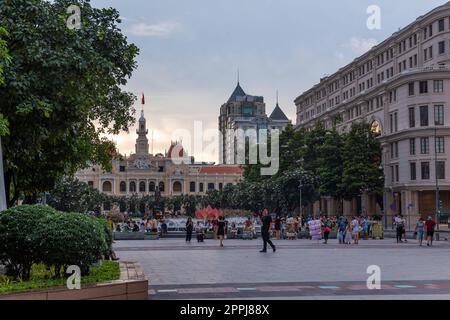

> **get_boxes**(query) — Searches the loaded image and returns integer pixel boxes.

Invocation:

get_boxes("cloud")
[127,21,181,37]
[346,37,379,55]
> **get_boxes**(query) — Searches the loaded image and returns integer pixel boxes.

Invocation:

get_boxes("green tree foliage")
[340,122,384,201]
[0,0,139,206]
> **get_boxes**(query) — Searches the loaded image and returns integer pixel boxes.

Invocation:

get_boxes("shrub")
[0,205,58,280]
[34,212,110,277]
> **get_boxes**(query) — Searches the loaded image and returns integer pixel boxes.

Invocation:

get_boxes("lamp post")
[0,137,6,211]
[299,180,303,219]
[434,123,441,231]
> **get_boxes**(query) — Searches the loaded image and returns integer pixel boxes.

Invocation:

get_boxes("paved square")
[114,238,450,299]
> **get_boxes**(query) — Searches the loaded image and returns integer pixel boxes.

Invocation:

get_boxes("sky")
[90,0,447,162]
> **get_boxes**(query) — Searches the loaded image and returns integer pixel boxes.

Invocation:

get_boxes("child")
[344,223,352,244]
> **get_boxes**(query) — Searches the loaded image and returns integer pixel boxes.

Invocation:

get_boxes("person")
[217,216,226,247]
[160,220,168,236]
[195,221,205,242]
[275,214,282,240]
[352,216,360,244]
[425,216,436,247]
[337,217,346,244]
[344,222,352,244]
[394,214,404,243]
[361,217,368,240]
[260,209,276,253]
[185,217,193,242]
[151,218,158,233]
[401,215,408,242]
[415,217,425,246]
[322,216,332,244]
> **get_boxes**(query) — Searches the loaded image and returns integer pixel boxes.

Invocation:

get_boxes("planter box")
[114,232,145,240]
[0,261,148,301]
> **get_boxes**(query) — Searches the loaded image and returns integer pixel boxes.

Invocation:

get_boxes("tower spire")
[276,90,279,106]
[237,68,240,85]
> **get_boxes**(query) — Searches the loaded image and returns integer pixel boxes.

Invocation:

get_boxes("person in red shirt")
[425,216,436,247]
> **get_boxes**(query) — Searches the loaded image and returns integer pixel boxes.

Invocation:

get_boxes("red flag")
[141,93,145,105]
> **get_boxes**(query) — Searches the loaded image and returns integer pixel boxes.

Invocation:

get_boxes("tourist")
[344,222,352,244]
[260,209,276,253]
[132,221,139,232]
[186,217,193,242]
[275,214,282,240]
[322,216,331,244]
[337,217,346,244]
[425,216,436,247]
[394,214,404,243]
[151,217,158,233]
[361,216,368,240]
[217,216,226,247]
[196,221,205,242]
[161,220,168,236]
[352,216,360,244]
[415,217,425,246]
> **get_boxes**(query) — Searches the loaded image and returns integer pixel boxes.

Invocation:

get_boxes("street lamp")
[0,137,6,211]
[434,122,441,231]
[299,180,303,218]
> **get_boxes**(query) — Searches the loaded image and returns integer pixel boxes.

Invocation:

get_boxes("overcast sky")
[90,0,446,162]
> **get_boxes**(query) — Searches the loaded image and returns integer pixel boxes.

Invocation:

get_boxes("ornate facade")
[75,111,243,197]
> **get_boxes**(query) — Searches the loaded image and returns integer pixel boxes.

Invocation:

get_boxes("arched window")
[190,182,196,193]
[208,183,215,191]
[159,181,165,192]
[129,181,136,193]
[120,181,126,193]
[149,181,156,192]
[199,183,204,192]
[102,181,112,193]
[139,181,146,193]
[219,183,223,191]
[173,181,182,193]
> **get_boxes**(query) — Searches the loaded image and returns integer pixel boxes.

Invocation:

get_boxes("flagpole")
[0,137,7,211]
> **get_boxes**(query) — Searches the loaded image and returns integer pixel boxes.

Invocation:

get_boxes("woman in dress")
[352,216,360,244]
[415,217,425,246]
[217,216,226,247]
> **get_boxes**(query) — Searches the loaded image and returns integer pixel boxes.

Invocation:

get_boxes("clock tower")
[135,110,149,156]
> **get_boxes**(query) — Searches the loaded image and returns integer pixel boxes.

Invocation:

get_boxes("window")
[436,136,445,154]
[421,162,430,180]
[434,80,444,93]
[419,81,428,94]
[190,182,196,193]
[207,183,215,191]
[88,181,94,188]
[420,137,430,154]
[410,163,417,181]
[408,82,415,96]
[437,161,446,180]
[435,105,444,125]
[395,165,399,182]
[439,19,445,32]
[149,181,155,192]
[409,107,415,128]
[199,183,204,192]
[158,181,165,192]
[102,181,112,193]
[139,181,146,193]
[410,138,416,155]
[120,181,126,193]
[129,181,136,193]
[119,166,126,172]
[420,106,429,126]
[439,41,446,54]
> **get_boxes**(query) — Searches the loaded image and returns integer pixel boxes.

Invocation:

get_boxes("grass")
[0,261,120,294]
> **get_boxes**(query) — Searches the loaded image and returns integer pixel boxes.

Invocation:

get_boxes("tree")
[47,177,104,213]
[0,0,139,207]
[340,122,384,205]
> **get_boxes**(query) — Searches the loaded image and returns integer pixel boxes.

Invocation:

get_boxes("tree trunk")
[0,137,7,211]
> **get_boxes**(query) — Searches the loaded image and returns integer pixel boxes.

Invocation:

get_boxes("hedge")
[0,205,112,280]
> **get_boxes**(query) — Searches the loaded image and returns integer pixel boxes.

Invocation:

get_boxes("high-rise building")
[219,81,291,164]
[294,2,450,226]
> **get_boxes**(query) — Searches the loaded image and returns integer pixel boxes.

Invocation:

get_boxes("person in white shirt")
[352,217,360,244]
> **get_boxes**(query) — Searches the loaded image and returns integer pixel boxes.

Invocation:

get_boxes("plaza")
[114,238,450,300]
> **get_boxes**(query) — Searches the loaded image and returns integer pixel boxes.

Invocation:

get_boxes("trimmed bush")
[34,213,111,276]
[0,205,113,280]
[0,205,58,280]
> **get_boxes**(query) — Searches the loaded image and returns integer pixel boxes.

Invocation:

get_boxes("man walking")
[260,209,276,253]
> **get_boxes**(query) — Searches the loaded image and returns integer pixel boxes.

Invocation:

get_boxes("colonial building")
[75,111,243,197]
[219,81,291,164]
[294,2,450,226]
